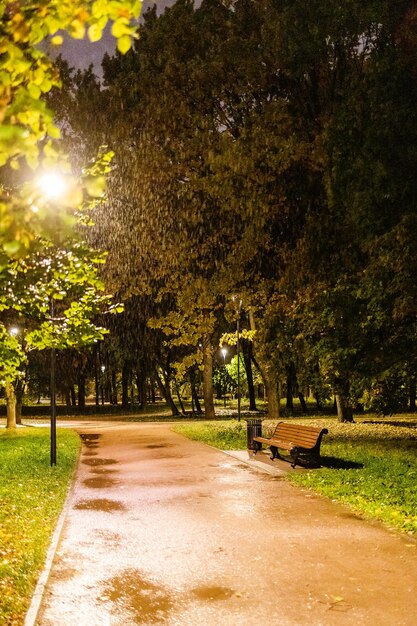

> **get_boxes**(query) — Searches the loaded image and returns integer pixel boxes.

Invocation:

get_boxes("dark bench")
[253,421,328,468]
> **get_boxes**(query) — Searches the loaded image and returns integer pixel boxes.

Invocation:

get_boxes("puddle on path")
[83,476,118,489]
[89,467,119,475]
[74,499,126,512]
[80,434,102,449]
[100,568,174,623]
[191,586,235,601]
[50,565,79,583]
[80,434,102,442]
[82,458,118,466]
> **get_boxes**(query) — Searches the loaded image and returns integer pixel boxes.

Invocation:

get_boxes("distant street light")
[9,327,19,336]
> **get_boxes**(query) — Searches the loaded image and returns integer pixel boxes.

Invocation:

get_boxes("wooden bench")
[253,422,328,468]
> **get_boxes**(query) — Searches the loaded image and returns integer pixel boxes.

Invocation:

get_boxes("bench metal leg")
[291,449,300,468]
[269,446,279,461]
[252,441,262,455]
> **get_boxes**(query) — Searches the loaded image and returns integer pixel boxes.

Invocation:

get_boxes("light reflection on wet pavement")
[35,422,417,626]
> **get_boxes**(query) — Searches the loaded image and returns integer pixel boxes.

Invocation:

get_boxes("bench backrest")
[271,422,328,450]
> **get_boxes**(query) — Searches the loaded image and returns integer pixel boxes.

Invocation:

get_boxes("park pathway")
[33,421,416,626]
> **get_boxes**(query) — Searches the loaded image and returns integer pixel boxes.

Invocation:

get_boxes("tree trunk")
[298,391,308,413]
[153,367,180,416]
[409,377,416,412]
[6,381,17,429]
[175,380,186,414]
[243,342,257,411]
[335,393,354,422]
[314,391,323,410]
[202,339,215,419]
[78,375,86,409]
[141,375,148,410]
[190,370,203,414]
[265,375,280,419]
[15,379,24,425]
[136,369,147,408]
[248,309,280,419]
[95,363,99,406]
[122,364,130,408]
[286,365,294,411]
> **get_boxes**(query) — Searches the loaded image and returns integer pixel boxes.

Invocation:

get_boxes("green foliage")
[220,330,256,346]
[362,370,410,416]
[50,0,417,416]
[212,363,235,396]
[0,1,139,402]
[0,0,140,257]
[0,427,80,624]
[0,327,26,384]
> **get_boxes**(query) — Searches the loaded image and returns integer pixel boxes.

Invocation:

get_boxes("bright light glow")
[37,172,67,199]
[221,347,227,359]
[9,327,19,336]
[101,365,106,373]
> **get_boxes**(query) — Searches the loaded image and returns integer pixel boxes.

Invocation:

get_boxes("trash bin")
[245,418,262,450]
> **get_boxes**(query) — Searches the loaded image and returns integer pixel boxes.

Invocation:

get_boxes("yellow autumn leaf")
[117,35,131,54]
[88,23,103,42]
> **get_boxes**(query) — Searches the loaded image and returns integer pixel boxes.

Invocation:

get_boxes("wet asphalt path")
[35,421,417,626]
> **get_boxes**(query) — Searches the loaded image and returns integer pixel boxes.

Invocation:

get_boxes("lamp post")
[221,347,227,407]
[101,365,106,405]
[38,171,68,467]
[232,296,242,422]
[50,299,57,466]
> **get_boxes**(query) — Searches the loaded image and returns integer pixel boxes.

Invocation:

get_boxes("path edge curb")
[24,446,82,626]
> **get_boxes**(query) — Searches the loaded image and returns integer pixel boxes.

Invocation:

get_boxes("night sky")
[56,1,178,73]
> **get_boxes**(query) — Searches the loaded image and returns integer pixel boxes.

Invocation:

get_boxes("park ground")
[1,412,416,625]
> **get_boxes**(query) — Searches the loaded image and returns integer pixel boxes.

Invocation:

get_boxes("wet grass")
[172,417,417,535]
[0,427,80,625]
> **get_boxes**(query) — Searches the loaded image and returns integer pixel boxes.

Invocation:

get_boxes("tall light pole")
[101,365,106,405]
[38,171,68,467]
[221,347,227,407]
[233,296,242,422]
[50,299,57,466]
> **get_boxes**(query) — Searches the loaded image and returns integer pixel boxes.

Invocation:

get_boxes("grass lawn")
[172,417,417,535]
[0,427,80,626]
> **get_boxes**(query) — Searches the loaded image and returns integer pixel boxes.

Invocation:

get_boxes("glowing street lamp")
[37,172,68,199]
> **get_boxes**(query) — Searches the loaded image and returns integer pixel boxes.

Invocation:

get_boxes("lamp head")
[37,172,67,200]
